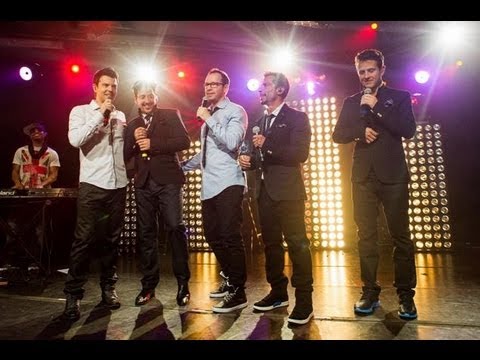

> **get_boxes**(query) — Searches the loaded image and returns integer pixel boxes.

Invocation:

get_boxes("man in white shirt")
[0,122,60,283]
[62,67,128,322]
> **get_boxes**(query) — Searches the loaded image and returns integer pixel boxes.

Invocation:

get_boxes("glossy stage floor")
[0,246,479,341]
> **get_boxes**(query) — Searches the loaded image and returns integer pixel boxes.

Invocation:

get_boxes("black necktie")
[264,114,275,133]
[202,107,219,168]
[144,113,153,129]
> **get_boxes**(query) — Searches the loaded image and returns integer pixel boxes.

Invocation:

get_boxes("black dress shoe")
[135,289,155,306]
[63,294,81,321]
[176,283,190,306]
[102,287,121,309]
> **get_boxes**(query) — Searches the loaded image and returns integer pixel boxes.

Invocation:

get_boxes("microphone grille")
[252,126,260,134]
[364,88,372,95]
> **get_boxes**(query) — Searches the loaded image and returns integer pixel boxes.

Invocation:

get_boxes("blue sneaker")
[398,296,417,320]
[354,291,380,315]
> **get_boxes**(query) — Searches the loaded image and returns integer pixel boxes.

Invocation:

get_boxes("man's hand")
[365,127,379,144]
[136,138,151,151]
[252,134,266,149]
[238,154,251,170]
[134,127,147,141]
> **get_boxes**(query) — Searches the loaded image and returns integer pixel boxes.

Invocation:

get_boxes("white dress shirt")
[68,100,128,190]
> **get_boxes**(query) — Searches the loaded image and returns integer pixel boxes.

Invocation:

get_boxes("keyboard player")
[0,122,60,282]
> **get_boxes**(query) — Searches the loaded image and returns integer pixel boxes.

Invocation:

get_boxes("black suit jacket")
[245,104,311,201]
[332,86,416,184]
[124,108,191,188]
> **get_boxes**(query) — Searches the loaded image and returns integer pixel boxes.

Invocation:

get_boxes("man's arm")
[332,97,368,144]
[68,105,104,148]
[124,121,137,162]
[41,166,59,188]
[11,164,23,189]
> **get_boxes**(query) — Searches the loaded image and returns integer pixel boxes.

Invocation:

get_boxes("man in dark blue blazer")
[332,49,418,320]
[239,72,314,325]
[124,81,191,307]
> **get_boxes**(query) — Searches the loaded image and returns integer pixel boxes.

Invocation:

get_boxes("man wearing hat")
[12,122,60,189]
[1,122,60,284]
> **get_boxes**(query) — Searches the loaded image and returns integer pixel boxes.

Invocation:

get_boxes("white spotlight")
[414,70,430,84]
[19,66,33,81]
[247,78,259,92]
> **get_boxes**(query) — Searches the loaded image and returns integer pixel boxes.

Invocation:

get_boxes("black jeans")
[201,185,246,288]
[135,178,190,290]
[352,171,417,297]
[64,183,126,298]
[258,182,313,298]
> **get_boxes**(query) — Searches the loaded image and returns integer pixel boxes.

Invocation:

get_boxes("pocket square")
[276,123,287,128]
[384,99,394,107]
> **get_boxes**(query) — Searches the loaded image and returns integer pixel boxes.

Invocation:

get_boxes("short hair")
[264,71,290,99]
[132,80,157,97]
[207,68,230,85]
[93,67,119,85]
[355,49,385,69]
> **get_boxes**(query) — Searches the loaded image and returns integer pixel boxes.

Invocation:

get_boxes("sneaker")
[135,289,155,306]
[354,290,380,315]
[253,292,289,311]
[287,305,314,325]
[398,296,417,320]
[209,271,230,298]
[212,286,247,313]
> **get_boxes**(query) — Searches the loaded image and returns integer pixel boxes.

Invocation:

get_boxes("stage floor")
[1,246,479,341]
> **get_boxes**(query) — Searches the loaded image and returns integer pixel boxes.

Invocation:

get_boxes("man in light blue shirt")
[182,68,248,313]
[63,67,127,322]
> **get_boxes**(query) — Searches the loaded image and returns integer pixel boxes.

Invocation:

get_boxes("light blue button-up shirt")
[182,97,247,200]
[68,100,128,190]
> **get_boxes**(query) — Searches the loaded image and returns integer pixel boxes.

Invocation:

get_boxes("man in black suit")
[124,81,191,307]
[332,49,418,320]
[239,71,314,325]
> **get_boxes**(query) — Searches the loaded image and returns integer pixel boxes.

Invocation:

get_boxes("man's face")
[94,75,118,103]
[29,127,46,142]
[259,75,278,106]
[204,72,228,104]
[356,60,385,89]
[134,87,158,115]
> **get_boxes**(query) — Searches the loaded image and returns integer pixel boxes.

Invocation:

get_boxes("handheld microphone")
[197,97,209,122]
[140,114,153,160]
[103,109,111,127]
[252,126,264,162]
[360,88,373,118]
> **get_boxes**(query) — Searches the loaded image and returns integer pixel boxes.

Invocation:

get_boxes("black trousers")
[258,182,313,298]
[135,178,190,291]
[201,185,246,288]
[352,171,417,297]
[64,183,126,298]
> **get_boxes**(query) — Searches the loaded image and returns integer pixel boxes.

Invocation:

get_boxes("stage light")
[71,64,80,74]
[455,60,463,67]
[306,81,315,96]
[294,96,345,249]
[19,66,33,81]
[370,22,378,30]
[178,71,185,78]
[415,70,430,84]
[247,78,259,92]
